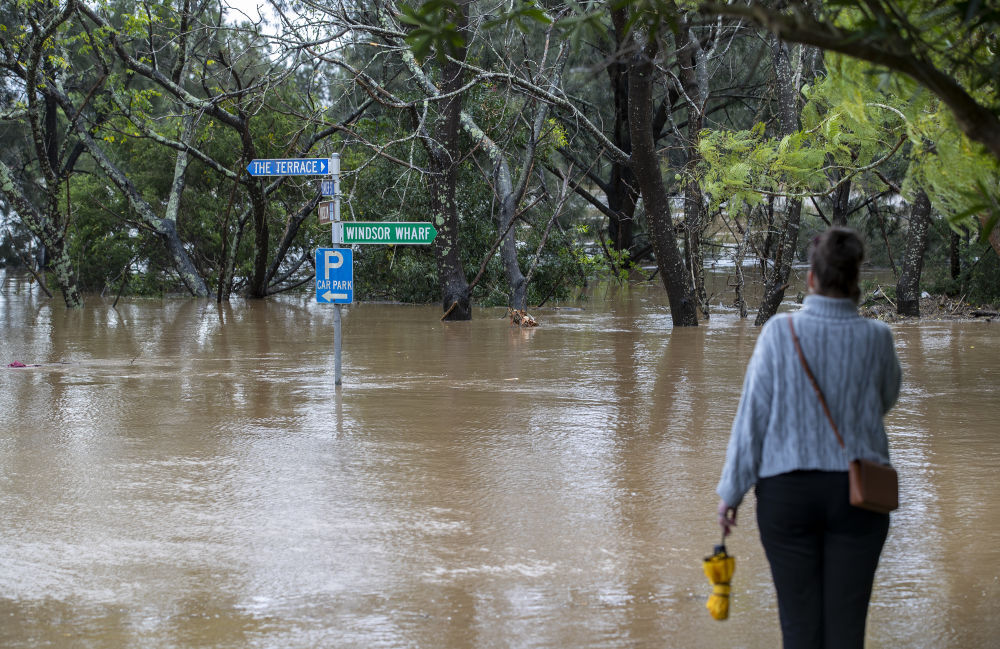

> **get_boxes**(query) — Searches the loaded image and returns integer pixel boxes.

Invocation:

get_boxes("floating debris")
[858,292,997,322]
[507,308,539,327]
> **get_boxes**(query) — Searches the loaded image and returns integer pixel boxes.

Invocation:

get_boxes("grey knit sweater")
[716,294,902,508]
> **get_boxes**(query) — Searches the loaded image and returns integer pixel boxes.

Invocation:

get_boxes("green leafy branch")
[397,0,465,63]
[399,0,552,61]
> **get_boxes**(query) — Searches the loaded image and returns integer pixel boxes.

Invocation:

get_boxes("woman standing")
[716,227,902,649]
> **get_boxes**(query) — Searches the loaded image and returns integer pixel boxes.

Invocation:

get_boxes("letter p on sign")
[323,250,344,275]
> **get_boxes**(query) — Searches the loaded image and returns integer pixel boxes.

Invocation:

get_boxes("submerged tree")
[1,0,84,307]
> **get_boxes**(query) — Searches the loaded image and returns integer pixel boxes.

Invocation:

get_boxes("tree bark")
[831,175,851,225]
[950,229,961,280]
[755,37,804,326]
[627,40,699,327]
[10,0,83,307]
[896,190,932,316]
[674,18,710,317]
[236,104,274,299]
[0,161,82,308]
[430,17,471,321]
[606,10,639,255]
[429,149,471,321]
[494,158,528,310]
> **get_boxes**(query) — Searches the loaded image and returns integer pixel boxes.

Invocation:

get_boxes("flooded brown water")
[1,270,998,648]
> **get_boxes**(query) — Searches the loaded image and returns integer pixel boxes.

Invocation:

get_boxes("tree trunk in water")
[673,14,709,318]
[494,160,527,310]
[754,199,803,325]
[755,38,803,326]
[431,45,471,321]
[760,196,776,278]
[12,35,82,308]
[628,42,699,327]
[47,245,83,308]
[244,124,271,299]
[683,174,708,317]
[159,218,208,298]
[675,20,710,318]
[430,159,471,320]
[492,57,566,310]
[733,210,752,319]
[0,160,82,308]
[162,113,209,298]
[896,190,932,316]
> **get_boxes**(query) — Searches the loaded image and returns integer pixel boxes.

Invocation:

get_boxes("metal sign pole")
[330,153,343,387]
[334,305,343,387]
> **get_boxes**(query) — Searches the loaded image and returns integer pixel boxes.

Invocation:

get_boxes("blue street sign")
[316,248,353,304]
[247,158,330,176]
[320,179,337,196]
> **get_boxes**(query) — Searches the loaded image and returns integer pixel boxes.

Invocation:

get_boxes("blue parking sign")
[316,248,353,304]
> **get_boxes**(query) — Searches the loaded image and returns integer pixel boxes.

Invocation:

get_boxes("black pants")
[755,471,890,649]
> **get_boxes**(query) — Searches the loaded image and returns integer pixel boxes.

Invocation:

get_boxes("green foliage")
[906,118,1000,242]
[400,0,551,61]
[398,0,466,62]
[550,3,609,51]
[616,0,681,42]
[697,121,828,213]
[812,4,1000,239]
[483,0,552,33]
[524,233,592,305]
[698,49,1000,246]
[824,1,1000,106]
[923,220,1000,306]
[598,244,635,285]
[813,55,1000,241]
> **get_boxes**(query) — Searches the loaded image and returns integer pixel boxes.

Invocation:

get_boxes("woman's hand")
[717,499,738,537]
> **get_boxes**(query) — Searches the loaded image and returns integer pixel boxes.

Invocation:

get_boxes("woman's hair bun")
[809,227,865,299]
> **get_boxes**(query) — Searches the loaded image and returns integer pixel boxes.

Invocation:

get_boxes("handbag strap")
[787,318,845,449]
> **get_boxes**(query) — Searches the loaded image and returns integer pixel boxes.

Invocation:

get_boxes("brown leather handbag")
[788,319,898,514]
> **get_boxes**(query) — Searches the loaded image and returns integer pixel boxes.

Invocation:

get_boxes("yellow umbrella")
[703,543,735,620]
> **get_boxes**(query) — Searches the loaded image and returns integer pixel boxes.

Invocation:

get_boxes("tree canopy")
[1,0,997,320]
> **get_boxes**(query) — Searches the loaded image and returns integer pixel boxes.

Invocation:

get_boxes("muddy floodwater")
[1,270,998,648]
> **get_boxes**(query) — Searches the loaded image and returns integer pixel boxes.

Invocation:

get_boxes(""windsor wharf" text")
[341,222,438,245]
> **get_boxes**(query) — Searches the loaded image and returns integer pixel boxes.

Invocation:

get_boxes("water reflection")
[0,270,997,648]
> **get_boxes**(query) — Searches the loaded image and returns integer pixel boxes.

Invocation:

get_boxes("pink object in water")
[8,361,27,368]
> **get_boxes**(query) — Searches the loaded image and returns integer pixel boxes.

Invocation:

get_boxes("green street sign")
[341,222,438,245]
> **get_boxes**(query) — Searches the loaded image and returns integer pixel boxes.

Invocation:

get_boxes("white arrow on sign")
[323,291,349,301]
